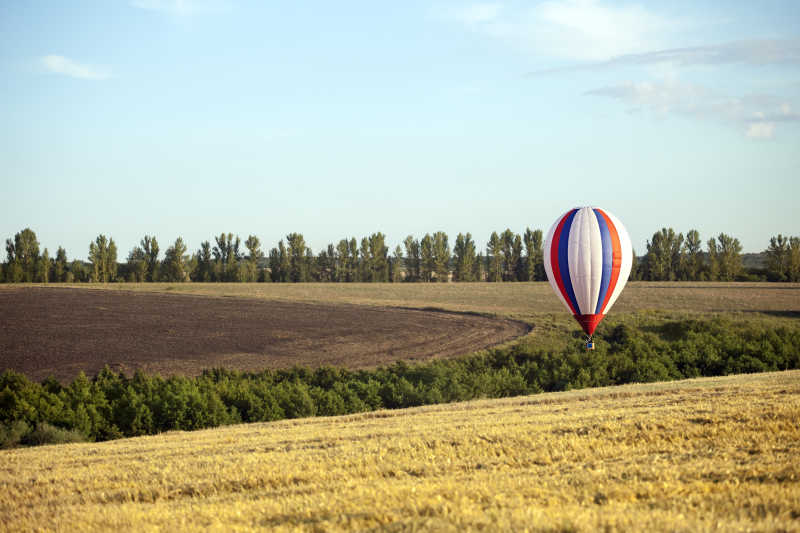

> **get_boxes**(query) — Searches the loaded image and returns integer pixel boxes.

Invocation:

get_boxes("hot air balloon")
[543,207,633,349]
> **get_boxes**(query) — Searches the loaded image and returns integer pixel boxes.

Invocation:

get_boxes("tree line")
[2,227,799,284]
[2,314,798,447]
[633,229,800,282]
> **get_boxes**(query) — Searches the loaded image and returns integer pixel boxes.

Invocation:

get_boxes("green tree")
[670,232,686,279]
[391,245,404,282]
[789,237,800,282]
[9,228,40,282]
[108,239,118,282]
[403,236,421,282]
[368,233,389,282]
[487,232,502,282]
[316,244,336,282]
[306,248,318,281]
[193,241,213,282]
[270,240,290,282]
[523,228,544,281]
[357,237,370,282]
[432,232,450,282]
[683,229,704,281]
[707,233,742,281]
[629,250,641,281]
[347,238,358,281]
[141,236,160,282]
[127,246,148,282]
[243,235,263,282]
[453,233,476,282]
[765,234,791,281]
[706,238,720,281]
[474,252,486,281]
[500,229,514,281]
[512,234,525,281]
[54,247,68,282]
[335,239,351,282]
[286,233,308,282]
[420,234,434,282]
[67,260,87,282]
[163,237,188,282]
[643,228,684,281]
[4,238,22,282]
[37,248,51,283]
[185,253,198,282]
[267,247,281,282]
[498,229,522,281]
[213,233,242,282]
[88,235,117,282]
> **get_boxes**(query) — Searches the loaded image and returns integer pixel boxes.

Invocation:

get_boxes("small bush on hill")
[0,420,30,449]
[21,423,87,446]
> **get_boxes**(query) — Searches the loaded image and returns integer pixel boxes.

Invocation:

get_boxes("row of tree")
[635,229,800,282]
[3,227,799,284]
[763,235,800,282]
[0,228,547,284]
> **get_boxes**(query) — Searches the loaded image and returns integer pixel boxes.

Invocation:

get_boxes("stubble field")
[55,280,800,317]
[1,370,798,532]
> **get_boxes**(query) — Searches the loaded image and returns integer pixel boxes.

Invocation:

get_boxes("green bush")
[0,420,31,448]
[1,315,798,447]
[20,422,87,446]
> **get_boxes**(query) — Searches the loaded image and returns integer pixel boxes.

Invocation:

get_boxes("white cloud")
[746,122,775,139]
[131,0,230,16]
[533,0,669,60]
[587,79,800,138]
[532,39,800,74]
[449,0,673,61]
[618,39,800,66]
[587,80,710,115]
[41,55,110,80]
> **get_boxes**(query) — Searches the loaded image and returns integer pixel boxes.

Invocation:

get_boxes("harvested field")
[0,287,528,383]
[70,281,800,317]
[2,371,798,531]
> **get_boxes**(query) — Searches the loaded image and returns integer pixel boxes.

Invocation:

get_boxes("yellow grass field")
[2,370,798,532]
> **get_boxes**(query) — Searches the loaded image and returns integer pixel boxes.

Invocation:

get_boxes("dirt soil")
[0,287,529,382]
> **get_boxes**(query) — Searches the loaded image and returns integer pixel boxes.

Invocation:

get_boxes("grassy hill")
[2,370,798,532]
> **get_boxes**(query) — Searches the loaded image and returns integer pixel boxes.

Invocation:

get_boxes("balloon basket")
[585,337,595,350]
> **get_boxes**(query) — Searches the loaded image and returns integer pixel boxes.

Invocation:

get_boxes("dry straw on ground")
[2,370,798,532]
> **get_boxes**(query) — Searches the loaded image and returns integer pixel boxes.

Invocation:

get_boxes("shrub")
[1,315,798,447]
[0,420,31,448]
[20,422,86,446]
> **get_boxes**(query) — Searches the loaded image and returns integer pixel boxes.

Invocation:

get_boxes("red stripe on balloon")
[596,209,621,314]
[550,210,578,316]
[574,314,604,336]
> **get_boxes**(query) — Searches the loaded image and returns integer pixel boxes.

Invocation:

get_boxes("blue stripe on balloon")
[557,210,580,314]
[593,208,613,314]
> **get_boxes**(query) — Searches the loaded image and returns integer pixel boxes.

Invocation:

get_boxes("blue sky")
[1,1,798,260]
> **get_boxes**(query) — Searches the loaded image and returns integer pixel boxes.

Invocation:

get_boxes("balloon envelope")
[543,207,632,336]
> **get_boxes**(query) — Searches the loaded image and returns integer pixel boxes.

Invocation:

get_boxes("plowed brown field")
[0,287,529,382]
